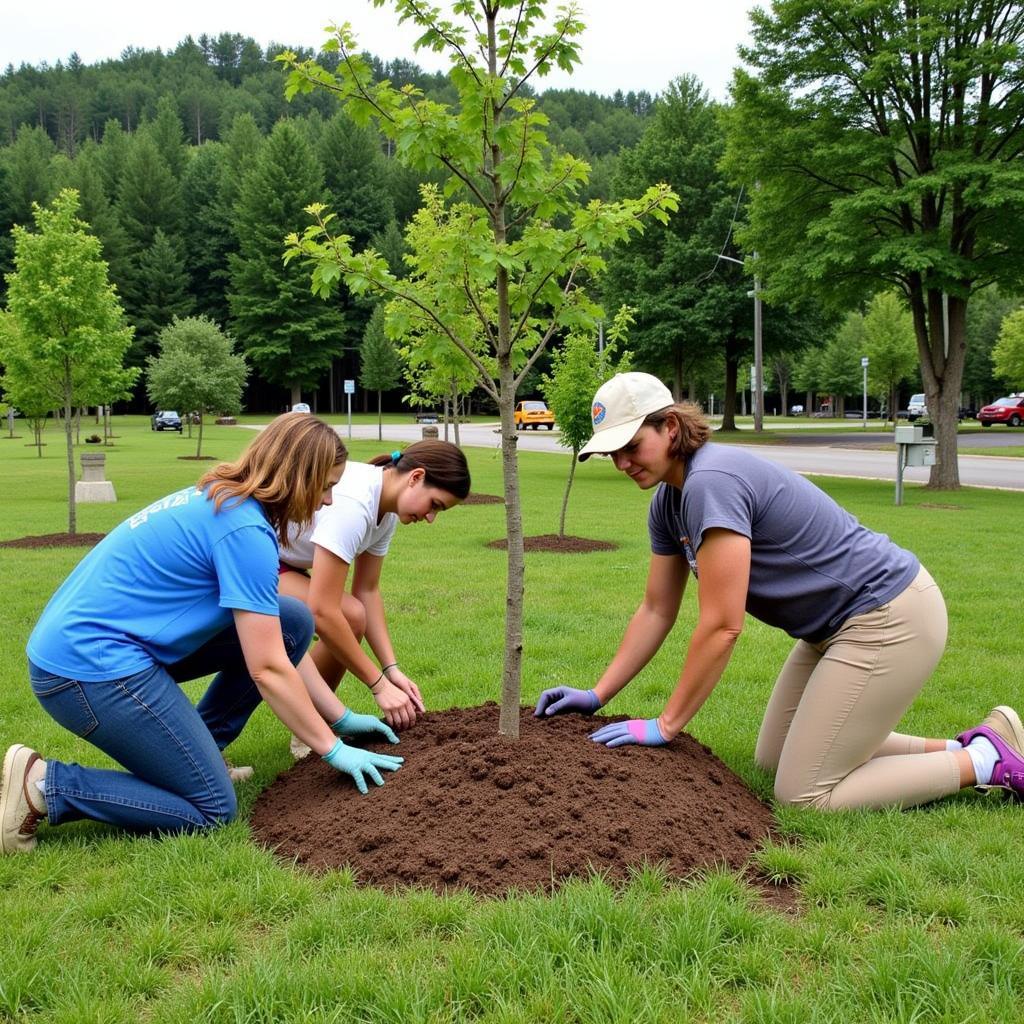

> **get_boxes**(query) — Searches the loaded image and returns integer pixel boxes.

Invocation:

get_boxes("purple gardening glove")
[534,686,602,717]
[590,718,670,748]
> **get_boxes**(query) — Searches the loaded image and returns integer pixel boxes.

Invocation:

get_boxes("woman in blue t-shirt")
[1,414,403,855]
[536,373,1024,810]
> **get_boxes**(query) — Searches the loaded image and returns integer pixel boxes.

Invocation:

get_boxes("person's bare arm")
[592,553,688,705]
[306,545,381,686]
[233,610,337,755]
[656,529,751,737]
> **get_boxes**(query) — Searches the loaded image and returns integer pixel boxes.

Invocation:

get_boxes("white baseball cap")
[578,372,674,461]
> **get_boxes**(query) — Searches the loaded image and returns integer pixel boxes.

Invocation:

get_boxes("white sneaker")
[224,760,254,783]
[1,745,46,854]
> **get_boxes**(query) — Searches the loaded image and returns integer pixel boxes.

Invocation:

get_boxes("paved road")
[331,422,1024,491]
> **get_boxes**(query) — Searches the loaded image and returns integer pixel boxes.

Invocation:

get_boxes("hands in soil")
[590,718,670,747]
[534,686,602,717]
[323,739,404,794]
[332,708,400,744]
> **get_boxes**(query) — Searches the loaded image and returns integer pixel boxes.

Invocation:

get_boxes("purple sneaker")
[956,724,1024,798]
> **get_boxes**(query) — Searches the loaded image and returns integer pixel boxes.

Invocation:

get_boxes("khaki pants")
[755,567,960,810]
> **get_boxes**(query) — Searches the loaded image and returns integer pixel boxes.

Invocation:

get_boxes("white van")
[907,394,927,421]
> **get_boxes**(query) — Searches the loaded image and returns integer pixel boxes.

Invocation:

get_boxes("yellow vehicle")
[514,400,555,430]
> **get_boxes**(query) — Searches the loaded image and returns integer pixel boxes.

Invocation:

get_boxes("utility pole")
[861,356,869,429]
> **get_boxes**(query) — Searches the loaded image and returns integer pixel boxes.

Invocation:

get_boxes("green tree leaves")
[146,316,249,457]
[3,189,136,531]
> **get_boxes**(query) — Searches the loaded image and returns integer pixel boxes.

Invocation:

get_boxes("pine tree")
[181,142,233,322]
[139,95,187,179]
[1,124,55,224]
[116,134,181,250]
[229,119,344,407]
[359,305,402,439]
[319,112,393,249]
[124,229,195,362]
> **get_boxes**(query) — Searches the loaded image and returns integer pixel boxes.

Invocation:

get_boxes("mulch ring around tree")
[462,492,504,505]
[486,534,618,553]
[177,455,218,461]
[250,704,781,900]
[0,532,105,549]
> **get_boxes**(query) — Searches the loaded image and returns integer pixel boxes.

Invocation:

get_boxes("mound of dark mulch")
[177,455,217,461]
[250,704,777,897]
[486,534,618,553]
[463,492,504,505]
[0,532,105,549]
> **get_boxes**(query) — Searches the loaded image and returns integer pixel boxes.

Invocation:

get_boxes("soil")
[0,532,105,549]
[177,455,217,461]
[250,704,778,898]
[486,534,618,554]
[463,492,504,505]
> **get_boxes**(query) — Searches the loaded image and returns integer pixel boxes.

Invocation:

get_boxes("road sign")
[344,379,355,394]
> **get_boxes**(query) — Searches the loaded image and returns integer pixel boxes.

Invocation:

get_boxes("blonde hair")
[643,403,712,460]
[198,414,347,543]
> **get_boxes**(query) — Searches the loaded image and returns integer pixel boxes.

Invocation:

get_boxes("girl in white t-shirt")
[279,440,470,737]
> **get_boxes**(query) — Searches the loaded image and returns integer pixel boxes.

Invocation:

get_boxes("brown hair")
[369,439,471,500]
[643,402,712,461]
[198,413,347,543]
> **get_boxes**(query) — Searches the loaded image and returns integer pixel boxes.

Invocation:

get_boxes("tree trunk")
[721,356,739,431]
[63,366,76,536]
[497,364,524,740]
[291,383,302,409]
[559,451,577,539]
[377,390,383,441]
[909,287,966,489]
[195,414,204,458]
[452,381,461,447]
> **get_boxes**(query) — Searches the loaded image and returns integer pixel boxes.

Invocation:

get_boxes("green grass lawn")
[1,417,1022,1022]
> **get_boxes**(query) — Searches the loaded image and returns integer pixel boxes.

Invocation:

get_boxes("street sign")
[861,357,869,367]
[344,379,355,394]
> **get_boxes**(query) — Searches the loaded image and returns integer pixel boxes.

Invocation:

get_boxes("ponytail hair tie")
[391,450,401,465]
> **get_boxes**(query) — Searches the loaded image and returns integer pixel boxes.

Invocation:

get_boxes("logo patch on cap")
[592,401,606,425]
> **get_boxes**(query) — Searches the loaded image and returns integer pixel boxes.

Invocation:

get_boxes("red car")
[977,395,1024,427]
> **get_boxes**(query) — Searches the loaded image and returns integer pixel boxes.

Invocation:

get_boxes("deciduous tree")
[725,1,1024,486]
[146,315,248,457]
[281,0,676,737]
[862,293,918,422]
[543,306,632,537]
[994,309,1024,389]
[5,190,136,530]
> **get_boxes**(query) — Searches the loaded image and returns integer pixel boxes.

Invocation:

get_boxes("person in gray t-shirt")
[536,373,1024,810]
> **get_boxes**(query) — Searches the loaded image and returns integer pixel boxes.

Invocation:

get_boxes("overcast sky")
[3,0,756,100]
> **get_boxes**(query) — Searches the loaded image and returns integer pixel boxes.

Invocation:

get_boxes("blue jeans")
[30,596,314,834]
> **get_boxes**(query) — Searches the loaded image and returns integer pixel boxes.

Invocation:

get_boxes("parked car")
[514,400,555,430]
[150,410,183,432]
[907,393,927,421]
[291,402,311,413]
[977,395,1024,428]
[789,404,805,415]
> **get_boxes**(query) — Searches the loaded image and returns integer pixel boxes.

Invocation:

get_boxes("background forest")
[0,31,1013,416]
